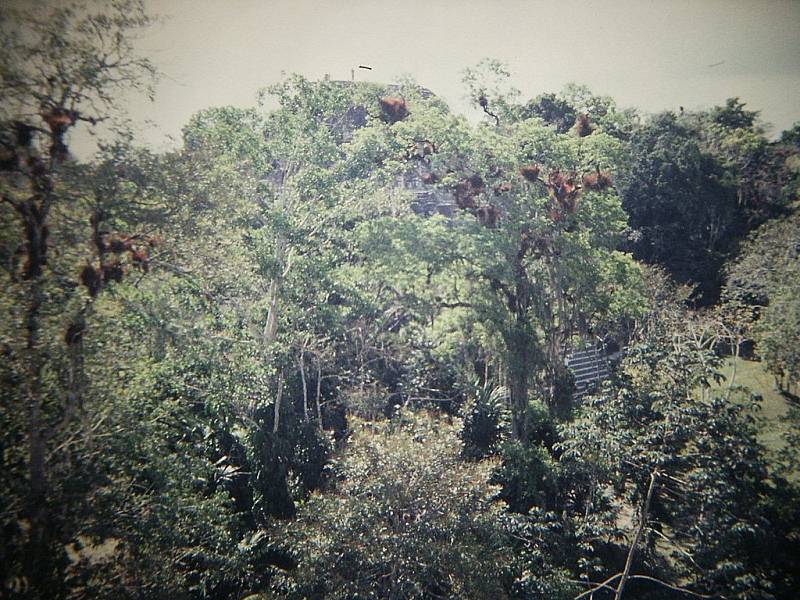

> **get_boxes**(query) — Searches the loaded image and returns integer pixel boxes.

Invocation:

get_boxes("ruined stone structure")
[329,80,617,397]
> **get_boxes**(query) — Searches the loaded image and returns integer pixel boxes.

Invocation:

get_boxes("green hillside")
[720,356,795,456]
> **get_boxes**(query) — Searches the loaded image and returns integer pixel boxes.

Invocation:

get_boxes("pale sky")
[78,0,800,153]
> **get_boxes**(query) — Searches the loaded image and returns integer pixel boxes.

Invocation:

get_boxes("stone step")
[566,344,615,401]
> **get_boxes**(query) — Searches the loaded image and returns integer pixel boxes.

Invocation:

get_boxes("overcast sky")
[78,0,800,152]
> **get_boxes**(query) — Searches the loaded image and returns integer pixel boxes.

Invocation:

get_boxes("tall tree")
[361,65,644,438]
[618,111,739,301]
[273,412,511,599]
[0,2,157,595]
[726,206,800,393]
[560,294,800,599]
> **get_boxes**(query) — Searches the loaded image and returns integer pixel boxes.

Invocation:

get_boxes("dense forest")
[2,2,800,599]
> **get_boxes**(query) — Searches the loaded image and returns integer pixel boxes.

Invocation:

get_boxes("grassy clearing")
[716,356,794,458]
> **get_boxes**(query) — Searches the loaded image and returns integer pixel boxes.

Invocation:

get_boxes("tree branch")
[615,469,658,600]
[574,573,621,599]
[627,575,723,599]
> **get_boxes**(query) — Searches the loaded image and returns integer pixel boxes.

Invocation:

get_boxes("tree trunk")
[503,243,537,442]
[315,357,323,431]
[273,370,284,434]
[299,351,308,422]
[24,280,51,585]
[506,321,532,442]
[615,470,658,600]
[263,277,281,345]
[263,236,289,346]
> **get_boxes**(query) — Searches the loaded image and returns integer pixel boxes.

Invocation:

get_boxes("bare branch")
[627,575,724,599]
[574,573,621,600]
[615,470,659,600]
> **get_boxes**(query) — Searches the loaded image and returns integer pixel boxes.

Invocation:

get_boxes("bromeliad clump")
[494,181,512,195]
[421,172,440,185]
[582,170,613,192]
[519,164,541,183]
[379,97,409,124]
[475,204,500,228]
[80,264,102,297]
[454,174,485,210]
[547,170,581,219]
[574,113,593,137]
[79,211,159,297]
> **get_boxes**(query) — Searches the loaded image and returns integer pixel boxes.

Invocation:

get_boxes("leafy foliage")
[559,310,800,598]
[1,7,798,596]
[727,207,800,392]
[273,412,511,599]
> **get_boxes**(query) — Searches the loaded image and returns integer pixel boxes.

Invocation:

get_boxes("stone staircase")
[566,344,613,400]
